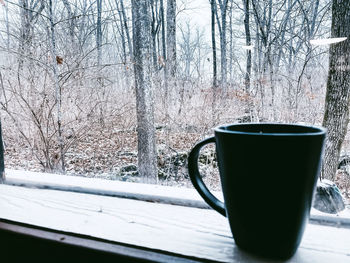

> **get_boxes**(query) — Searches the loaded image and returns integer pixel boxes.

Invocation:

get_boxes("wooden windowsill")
[1,179,350,262]
[3,169,222,208]
[3,169,350,225]
[0,218,205,263]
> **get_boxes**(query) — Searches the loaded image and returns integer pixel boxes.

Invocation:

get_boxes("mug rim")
[214,123,327,136]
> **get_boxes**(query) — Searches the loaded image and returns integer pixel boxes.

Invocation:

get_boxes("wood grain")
[0,184,350,263]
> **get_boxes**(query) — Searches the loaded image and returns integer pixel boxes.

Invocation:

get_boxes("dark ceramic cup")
[188,123,326,259]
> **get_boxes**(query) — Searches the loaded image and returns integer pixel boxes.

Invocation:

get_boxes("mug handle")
[188,137,226,217]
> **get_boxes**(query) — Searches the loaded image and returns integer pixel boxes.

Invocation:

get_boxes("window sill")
[1,170,350,262]
[3,169,222,208]
[0,218,202,263]
[4,169,350,224]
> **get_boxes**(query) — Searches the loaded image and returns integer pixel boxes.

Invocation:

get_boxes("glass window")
[0,0,348,219]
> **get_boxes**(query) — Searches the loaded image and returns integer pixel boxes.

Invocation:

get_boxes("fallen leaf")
[56,56,63,65]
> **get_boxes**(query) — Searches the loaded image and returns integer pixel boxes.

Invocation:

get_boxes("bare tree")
[166,0,176,78]
[160,0,167,65]
[18,0,45,67]
[215,0,229,87]
[150,0,161,70]
[61,0,76,45]
[118,0,133,60]
[322,0,350,180]
[210,0,218,88]
[131,0,158,183]
[160,0,169,113]
[114,0,128,65]
[96,0,102,66]
[242,0,252,93]
[241,0,254,118]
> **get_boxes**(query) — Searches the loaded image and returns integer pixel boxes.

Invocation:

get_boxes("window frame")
[0,218,203,263]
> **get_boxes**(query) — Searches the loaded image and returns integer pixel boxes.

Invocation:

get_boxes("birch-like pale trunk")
[321,0,350,180]
[131,0,158,183]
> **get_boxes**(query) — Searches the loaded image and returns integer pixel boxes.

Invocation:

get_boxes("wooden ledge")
[1,184,350,262]
[0,219,204,263]
[3,169,350,225]
[3,169,223,208]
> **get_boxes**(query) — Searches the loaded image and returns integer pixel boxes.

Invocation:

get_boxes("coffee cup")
[188,123,326,259]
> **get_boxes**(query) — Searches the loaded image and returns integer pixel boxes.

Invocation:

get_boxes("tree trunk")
[228,1,233,83]
[243,0,252,97]
[131,0,158,183]
[166,0,176,78]
[78,0,88,50]
[160,0,167,63]
[18,0,45,68]
[321,0,350,180]
[150,0,160,70]
[119,0,133,60]
[116,0,127,65]
[210,0,218,88]
[218,0,228,87]
[62,0,76,45]
[19,0,32,60]
[211,0,218,124]
[160,0,169,122]
[116,0,131,85]
[96,0,102,66]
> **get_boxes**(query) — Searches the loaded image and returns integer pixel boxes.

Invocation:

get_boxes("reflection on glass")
[310,37,347,45]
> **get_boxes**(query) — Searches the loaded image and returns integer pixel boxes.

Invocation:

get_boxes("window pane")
[0,0,348,218]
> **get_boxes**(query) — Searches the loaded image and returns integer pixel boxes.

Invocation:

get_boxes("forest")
[0,0,349,200]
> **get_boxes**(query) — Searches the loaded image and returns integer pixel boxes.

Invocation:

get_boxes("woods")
[0,0,349,199]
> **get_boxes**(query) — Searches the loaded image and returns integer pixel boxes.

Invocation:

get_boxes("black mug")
[188,123,326,259]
